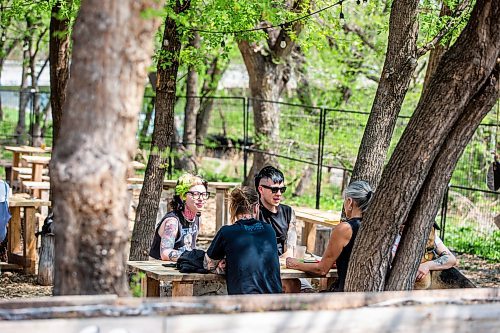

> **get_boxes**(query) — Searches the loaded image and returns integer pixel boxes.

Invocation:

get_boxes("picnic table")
[6,194,51,274]
[128,260,338,297]
[4,146,51,185]
[127,178,240,230]
[293,207,340,253]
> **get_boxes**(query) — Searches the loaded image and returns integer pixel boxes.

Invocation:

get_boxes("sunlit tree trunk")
[51,0,162,295]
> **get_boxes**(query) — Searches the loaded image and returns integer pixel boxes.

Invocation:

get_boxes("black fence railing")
[1,89,498,260]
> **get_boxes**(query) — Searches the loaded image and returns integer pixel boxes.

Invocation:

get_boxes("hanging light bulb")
[339,1,345,20]
[357,0,361,4]
[280,39,287,48]
[221,39,225,48]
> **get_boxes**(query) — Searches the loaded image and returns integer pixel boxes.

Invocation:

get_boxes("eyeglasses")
[260,185,287,194]
[187,191,210,200]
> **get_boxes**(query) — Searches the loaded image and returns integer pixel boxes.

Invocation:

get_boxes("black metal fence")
[1,89,498,260]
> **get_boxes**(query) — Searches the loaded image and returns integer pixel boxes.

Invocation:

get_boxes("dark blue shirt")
[207,218,282,295]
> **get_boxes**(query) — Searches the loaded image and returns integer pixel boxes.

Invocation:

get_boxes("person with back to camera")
[204,186,282,295]
[286,180,374,292]
[149,173,209,261]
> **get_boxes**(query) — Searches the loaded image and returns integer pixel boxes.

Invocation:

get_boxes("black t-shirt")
[259,203,292,255]
[332,217,361,292]
[207,218,282,295]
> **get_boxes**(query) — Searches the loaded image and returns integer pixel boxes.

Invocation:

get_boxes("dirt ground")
[0,194,497,299]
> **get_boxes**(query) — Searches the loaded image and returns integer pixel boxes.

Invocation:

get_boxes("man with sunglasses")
[255,166,307,293]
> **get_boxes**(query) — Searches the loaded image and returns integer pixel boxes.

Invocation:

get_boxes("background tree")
[345,0,499,291]
[51,0,162,295]
[350,0,472,188]
[129,0,192,261]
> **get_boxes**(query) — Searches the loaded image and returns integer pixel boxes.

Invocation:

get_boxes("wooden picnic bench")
[127,260,338,297]
[127,178,240,230]
[4,146,51,186]
[5,194,51,274]
[293,206,340,253]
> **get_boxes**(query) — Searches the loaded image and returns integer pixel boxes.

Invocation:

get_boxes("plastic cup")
[294,245,306,259]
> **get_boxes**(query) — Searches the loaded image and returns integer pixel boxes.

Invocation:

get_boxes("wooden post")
[23,207,37,274]
[302,223,317,253]
[38,233,55,285]
[314,226,332,256]
[215,189,224,231]
[7,207,22,258]
[172,281,194,297]
[141,275,160,297]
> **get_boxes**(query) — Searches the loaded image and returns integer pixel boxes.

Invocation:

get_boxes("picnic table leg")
[141,275,160,297]
[7,207,22,260]
[172,281,194,297]
[319,277,337,291]
[11,152,20,185]
[302,223,317,253]
[215,189,224,231]
[23,207,37,274]
[32,163,44,183]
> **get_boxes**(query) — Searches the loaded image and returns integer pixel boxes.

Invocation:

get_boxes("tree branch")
[416,0,473,58]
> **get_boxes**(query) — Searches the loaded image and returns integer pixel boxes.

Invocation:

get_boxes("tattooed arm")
[416,236,457,281]
[203,254,226,275]
[159,217,181,261]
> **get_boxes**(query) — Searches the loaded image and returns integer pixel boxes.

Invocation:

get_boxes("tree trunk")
[129,0,191,261]
[50,0,162,295]
[38,233,55,286]
[386,64,499,290]
[17,34,31,145]
[350,0,420,189]
[195,56,228,155]
[345,0,500,292]
[49,0,72,148]
[183,32,200,155]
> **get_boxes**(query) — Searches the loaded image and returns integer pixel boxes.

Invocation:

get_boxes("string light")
[189,0,360,35]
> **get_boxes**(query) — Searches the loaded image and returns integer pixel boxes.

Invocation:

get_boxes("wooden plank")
[0,262,23,271]
[8,194,51,207]
[23,207,37,274]
[0,288,498,321]
[142,275,160,297]
[172,281,195,297]
[7,207,21,255]
[302,222,316,253]
[21,155,51,164]
[215,189,224,231]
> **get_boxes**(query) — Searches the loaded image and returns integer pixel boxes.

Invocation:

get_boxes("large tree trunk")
[49,0,72,148]
[183,32,200,155]
[350,0,419,189]
[386,63,499,290]
[345,0,500,292]
[50,0,162,295]
[129,0,191,261]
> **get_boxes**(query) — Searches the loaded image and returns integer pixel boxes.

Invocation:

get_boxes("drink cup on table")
[294,245,306,260]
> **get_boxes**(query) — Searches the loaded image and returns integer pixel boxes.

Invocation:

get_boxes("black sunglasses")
[260,185,287,194]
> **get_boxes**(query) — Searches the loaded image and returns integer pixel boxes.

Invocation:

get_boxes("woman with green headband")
[149,173,209,261]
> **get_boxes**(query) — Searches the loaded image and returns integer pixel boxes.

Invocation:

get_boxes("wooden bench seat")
[21,181,50,199]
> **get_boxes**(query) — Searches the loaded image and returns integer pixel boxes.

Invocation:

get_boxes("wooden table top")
[128,260,337,282]
[8,194,51,207]
[4,146,51,154]
[21,155,51,164]
[293,206,340,226]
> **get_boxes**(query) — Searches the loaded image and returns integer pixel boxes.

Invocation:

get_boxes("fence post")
[440,184,450,241]
[243,98,248,180]
[315,108,325,209]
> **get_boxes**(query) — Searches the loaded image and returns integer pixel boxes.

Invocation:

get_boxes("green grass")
[446,225,500,263]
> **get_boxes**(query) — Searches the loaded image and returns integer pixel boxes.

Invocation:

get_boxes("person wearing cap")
[286,180,374,292]
[149,173,209,261]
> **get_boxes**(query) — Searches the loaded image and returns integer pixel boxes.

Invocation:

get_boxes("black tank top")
[332,217,361,292]
[149,211,200,260]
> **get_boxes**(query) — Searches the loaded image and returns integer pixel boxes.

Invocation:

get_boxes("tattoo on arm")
[434,254,450,266]
[160,218,179,260]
